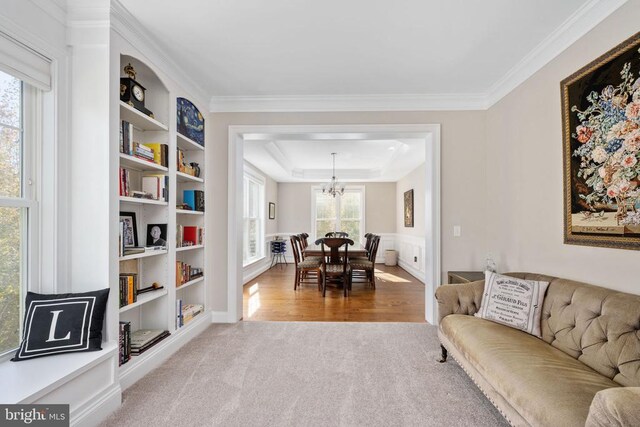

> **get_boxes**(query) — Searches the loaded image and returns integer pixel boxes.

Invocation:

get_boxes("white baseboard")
[119,312,211,390]
[211,310,234,323]
[398,259,426,283]
[71,384,121,427]
[243,261,272,284]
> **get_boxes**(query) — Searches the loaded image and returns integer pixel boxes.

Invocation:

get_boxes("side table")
[447,271,484,284]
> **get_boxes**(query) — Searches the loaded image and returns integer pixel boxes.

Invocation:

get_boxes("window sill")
[0,341,117,403]
[243,255,266,269]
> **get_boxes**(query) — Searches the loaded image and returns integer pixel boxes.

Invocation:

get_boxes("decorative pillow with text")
[475,271,549,338]
[12,289,109,361]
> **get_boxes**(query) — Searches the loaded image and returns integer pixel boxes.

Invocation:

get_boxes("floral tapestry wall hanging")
[562,32,640,250]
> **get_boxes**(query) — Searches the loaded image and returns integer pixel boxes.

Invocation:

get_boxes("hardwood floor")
[243,263,425,322]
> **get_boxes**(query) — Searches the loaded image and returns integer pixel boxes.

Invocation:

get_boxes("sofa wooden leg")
[438,345,448,363]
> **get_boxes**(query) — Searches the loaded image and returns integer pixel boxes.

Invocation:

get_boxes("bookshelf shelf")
[119,196,168,206]
[119,288,168,313]
[176,209,203,215]
[176,171,203,183]
[119,101,168,132]
[119,249,168,261]
[176,133,204,151]
[176,244,204,252]
[176,276,204,290]
[119,153,168,172]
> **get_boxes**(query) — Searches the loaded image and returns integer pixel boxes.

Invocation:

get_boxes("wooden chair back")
[315,237,354,270]
[325,232,349,238]
[289,235,302,266]
[368,235,381,262]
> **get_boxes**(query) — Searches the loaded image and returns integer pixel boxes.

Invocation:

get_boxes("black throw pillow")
[11,288,110,361]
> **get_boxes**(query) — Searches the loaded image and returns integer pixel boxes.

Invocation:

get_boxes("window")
[312,187,365,242]
[243,169,265,265]
[0,70,36,357]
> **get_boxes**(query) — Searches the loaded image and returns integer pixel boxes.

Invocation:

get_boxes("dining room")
[237,126,437,323]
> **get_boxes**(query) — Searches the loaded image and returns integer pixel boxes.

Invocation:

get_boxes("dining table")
[304,242,367,263]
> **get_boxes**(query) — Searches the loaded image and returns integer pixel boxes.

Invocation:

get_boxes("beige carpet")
[102,322,509,426]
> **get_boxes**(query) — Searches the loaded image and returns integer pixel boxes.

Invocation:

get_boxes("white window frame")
[310,185,365,244]
[242,166,265,266]
[0,80,40,360]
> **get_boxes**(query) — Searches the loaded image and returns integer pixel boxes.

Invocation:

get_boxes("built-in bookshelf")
[115,54,207,385]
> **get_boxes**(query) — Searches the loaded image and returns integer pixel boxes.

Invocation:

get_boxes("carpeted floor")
[101,322,509,426]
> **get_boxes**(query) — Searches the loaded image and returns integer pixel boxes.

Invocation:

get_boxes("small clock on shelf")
[120,63,154,118]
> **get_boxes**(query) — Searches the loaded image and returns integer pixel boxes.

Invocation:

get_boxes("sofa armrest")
[586,387,640,427]
[435,280,484,324]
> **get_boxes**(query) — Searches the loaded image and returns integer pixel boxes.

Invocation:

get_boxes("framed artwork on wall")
[404,189,414,228]
[561,31,640,250]
[269,202,276,220]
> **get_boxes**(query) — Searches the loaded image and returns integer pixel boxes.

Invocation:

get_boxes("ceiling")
[243,136,426,183]
[118,0,593,104]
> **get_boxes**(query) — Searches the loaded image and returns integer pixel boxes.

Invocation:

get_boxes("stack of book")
[176,300,204,328]
[130,329,170,356]
[176,225,204,247]
[144,143,169,168]
[176,261,203,287]
[134,143,154,163]
[119,321,131,366]
[119,273,138,308]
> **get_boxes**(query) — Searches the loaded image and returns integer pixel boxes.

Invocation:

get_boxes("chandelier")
[322,152,345,198]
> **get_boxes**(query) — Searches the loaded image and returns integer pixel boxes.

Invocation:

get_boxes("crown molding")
[209,0,628,113]
[109,0,209,109]
[485,0,628,108]
[209,93,489,113]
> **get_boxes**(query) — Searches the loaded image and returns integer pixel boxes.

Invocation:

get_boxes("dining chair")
[325,231,349,238]
[315,237,354,297]
[290,235,322,290]
[350,235,380,289]
[299,233,322,262]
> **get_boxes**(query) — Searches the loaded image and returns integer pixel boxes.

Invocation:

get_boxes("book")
[119,321,131,366]
[182,226,198,246]
[183,190,204,212]
[142,176,160,200]
[130,329,167,348]
[130,329,170,355]
[143,143,169,168]
[119,273,138,307]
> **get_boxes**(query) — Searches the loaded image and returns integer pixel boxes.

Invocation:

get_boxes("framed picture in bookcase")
[120,211,138,247]
[177,97,204,146]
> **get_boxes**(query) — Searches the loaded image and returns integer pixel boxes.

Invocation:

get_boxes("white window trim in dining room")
[242,164,266,267]
[310,184,365,244]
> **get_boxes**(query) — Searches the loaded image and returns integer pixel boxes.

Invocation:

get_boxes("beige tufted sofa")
[435,272,640,427]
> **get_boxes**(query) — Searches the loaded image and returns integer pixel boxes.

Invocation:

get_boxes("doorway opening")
[228,125,441,324]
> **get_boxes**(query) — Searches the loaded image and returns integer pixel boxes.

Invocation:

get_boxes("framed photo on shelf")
[269,202,276,220]
[146,224,168,247]
[120,211,138,248]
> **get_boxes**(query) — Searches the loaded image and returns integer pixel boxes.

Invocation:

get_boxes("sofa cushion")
[538,277,640,387]
[475,271,549,337]
[441,314,619,427]
[586,387,640,427]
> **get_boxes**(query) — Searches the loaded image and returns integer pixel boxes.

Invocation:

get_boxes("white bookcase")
[115,54,208,387]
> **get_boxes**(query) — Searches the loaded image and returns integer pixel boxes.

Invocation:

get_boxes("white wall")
[395,163,427,278]
[210,111,487,313]
[277,181,396,237]
[396,163,425,236]
[485,0,640,295]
